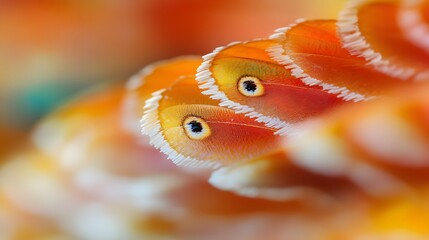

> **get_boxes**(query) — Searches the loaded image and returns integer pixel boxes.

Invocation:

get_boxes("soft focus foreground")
[3,0,429,239]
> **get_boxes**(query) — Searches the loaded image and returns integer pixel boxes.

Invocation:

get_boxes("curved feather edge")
[126,55,201,91]
[337,0,416,80]
[209,166,336,205]
[268,19,372,103]
[123,55,200,134]
[195,40,295,135]
[140,89,222,169]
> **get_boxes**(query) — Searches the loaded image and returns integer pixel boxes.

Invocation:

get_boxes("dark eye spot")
[243,80,257,92]
[188,121,203,133]
[238,76,264,97]
[183,116,211,140]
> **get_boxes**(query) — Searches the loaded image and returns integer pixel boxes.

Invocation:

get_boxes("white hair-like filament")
[196,40,295,136]
[140,89,222,169]
[268,19,372,103]
[337,0,416,80]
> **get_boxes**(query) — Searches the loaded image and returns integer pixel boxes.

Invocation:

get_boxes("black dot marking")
[243,80,257,92]
[188,121,203,133]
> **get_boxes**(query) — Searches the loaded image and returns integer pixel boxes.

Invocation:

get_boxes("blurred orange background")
[4,1,429,239]
[0,0,346,130]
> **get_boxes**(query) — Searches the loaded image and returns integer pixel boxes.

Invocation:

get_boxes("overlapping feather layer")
[2,0,429,239]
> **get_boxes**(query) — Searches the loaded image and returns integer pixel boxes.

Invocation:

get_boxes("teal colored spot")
[15,82,86,127]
